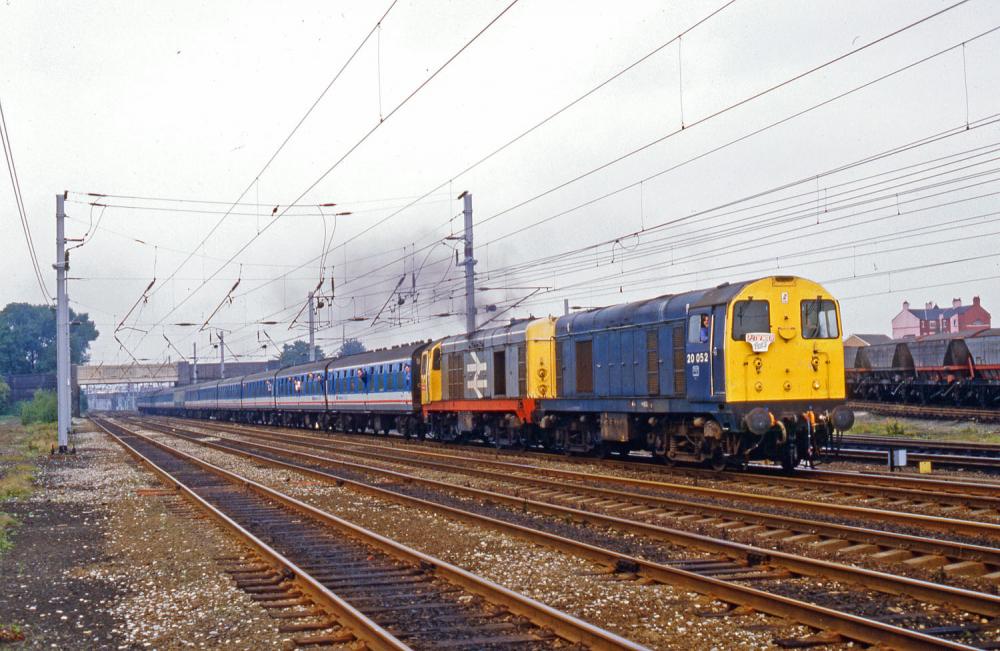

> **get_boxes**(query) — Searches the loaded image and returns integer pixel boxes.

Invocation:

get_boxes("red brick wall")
[958,304,991,329]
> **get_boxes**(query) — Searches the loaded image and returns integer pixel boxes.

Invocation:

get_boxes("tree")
[277,340,324,367]
[338,338,366,357]
[0,303,99,375]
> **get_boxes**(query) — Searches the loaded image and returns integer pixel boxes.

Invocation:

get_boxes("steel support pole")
[460,192,476,336]
[308,291,316,362]
[55,195,71,452]
[192,343,198,382]
[219,331,225,379]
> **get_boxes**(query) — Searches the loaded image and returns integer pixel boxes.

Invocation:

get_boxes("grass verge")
[0,418,57,558]
[850,412,1000,444]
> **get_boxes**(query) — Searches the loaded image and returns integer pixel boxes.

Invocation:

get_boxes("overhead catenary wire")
[225,2,988,324]
[81,3,1000,364]
[474,112,1000,283]
[323,124,1000,314]
[129,113,1000,363]
[472,7,992,243]
[130,1,524,368]
[137,0,401,311]
[0,96,52,305]
[275,117,1000,328]
[137,0,521,351]
[250,180,1000,359]
[221,0,741,309]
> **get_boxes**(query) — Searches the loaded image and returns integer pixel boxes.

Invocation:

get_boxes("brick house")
[891,296,991,338]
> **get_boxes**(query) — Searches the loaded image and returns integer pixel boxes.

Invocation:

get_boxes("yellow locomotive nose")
[728,277,844,403]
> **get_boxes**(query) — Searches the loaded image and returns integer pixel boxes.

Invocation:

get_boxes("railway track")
[154,417,1000,538]
[151,414,1000,512]
[144,417,1000,579]
[849,401,1000,423]
[832,446,1000,468]
[834,435,1000,473]
[123,415,1000,650]
[93,416,643,651]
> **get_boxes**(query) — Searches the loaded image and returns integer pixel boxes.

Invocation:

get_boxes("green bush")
[0,379,9,415]
[885,420,905,437]
[20,390,57,425]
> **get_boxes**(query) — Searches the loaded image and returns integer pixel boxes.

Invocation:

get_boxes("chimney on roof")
[925,301,933,311]
[903,300,909,310]
[953,298,962,308]
[974,295,981,306]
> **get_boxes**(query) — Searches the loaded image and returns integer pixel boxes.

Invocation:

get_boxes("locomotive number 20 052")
[686,352,709,364]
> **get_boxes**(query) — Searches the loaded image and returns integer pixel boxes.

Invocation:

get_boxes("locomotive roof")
[439,318,533,350]
[555,279,758,336]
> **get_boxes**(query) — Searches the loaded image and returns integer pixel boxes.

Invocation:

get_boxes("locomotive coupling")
[831,405,855,432]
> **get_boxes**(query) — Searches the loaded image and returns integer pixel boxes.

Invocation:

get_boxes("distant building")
[891,296,991,339]
[843,333,893,348]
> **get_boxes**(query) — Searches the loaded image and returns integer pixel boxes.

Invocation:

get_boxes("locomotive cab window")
[801,299,839,339]
[432,348,441,370]
[731,300,770,340]
[687,314,710,344]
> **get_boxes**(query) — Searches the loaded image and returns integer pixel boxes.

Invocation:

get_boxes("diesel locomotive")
[139,275,854,470]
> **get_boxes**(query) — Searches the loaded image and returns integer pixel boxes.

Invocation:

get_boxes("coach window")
[732,300,770,340]
[801,299,839,339]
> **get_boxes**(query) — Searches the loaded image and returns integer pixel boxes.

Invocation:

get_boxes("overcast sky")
[2,0,999,366]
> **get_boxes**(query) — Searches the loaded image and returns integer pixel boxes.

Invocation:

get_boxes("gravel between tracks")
[294,445,1000,594]
[352,437,1000,524]
[143,422,1000,648]
[136,426,820,650]
[175,422,1000,593]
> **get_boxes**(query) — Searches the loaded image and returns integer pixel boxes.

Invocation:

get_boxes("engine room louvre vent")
[672,326,685,396]
[447,353,463,400]
[575,340,593,393]
[646,329,660,395]
[555,341,564,395]
[517,344,527,396]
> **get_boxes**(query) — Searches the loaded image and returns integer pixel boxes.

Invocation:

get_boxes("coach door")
[685,309,712,402]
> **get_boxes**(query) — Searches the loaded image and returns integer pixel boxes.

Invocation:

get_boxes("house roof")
[850,334,892,345]
[907,305,975,321]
